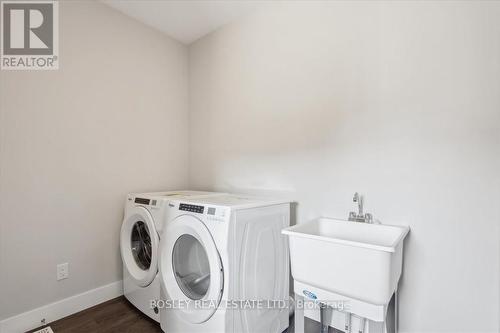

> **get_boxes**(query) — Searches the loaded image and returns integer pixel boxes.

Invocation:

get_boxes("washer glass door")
[173,234,211,300]
[159,214,223,324]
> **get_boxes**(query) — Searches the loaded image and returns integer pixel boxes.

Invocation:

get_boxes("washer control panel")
[206,206,227,222]
[179,203,204,214]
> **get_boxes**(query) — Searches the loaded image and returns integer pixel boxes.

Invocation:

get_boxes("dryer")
[158,194,290,332]
[120,191,224,322]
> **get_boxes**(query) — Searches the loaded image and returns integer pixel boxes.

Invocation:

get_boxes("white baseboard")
[0,280,123,333]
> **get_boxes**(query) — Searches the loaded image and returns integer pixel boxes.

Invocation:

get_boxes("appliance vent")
[32,327,54,333]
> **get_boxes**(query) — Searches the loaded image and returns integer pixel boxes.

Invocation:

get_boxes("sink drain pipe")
[318,303,369,333]
[344,311,351,333]
[319,303,333,333]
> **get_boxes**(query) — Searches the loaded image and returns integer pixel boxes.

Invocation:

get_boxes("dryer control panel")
[134,197,157,206]
[135,197,150,205]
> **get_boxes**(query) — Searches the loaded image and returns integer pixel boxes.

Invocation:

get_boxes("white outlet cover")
[57,263,69,280]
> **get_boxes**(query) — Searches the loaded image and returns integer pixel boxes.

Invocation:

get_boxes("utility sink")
[282,218,409,305]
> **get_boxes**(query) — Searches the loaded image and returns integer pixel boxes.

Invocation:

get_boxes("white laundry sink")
[282,217,409,305]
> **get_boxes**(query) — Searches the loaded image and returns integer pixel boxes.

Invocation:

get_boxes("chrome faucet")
[354,192,363,216]
[348,192,373,223]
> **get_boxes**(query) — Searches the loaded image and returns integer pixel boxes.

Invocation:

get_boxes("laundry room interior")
[0,1,499,333]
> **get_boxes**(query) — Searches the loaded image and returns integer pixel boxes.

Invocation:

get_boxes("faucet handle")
[353,192,359,203]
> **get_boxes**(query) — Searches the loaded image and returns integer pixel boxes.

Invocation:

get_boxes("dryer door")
[159,214,223,324]
[121,206,159,287]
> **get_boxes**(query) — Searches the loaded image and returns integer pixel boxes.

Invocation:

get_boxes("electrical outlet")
[57,263,68,281]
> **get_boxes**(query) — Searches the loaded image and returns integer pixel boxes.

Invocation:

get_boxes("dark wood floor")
[27,296,327,333]
[27,297,162,333]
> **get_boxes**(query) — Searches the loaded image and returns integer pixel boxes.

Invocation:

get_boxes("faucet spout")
[353,192,363,216]
[349,192,372,223]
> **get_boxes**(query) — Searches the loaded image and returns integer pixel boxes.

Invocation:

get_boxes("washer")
[121,191,224,322]
[158,194,290,333]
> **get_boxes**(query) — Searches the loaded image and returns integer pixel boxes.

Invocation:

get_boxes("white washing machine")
[121,191,224,322]
[158,194,290,333]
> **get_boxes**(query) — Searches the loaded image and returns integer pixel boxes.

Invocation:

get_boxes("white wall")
[0,1,189,320]
[189,2,500,332]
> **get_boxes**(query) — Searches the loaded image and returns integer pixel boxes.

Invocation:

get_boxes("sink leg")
[320,303,333,333]
[395,289,399,333]
[294,294,304,333]
[384,293,397,333]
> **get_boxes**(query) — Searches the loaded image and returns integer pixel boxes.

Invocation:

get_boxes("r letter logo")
[1,0,59,70]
